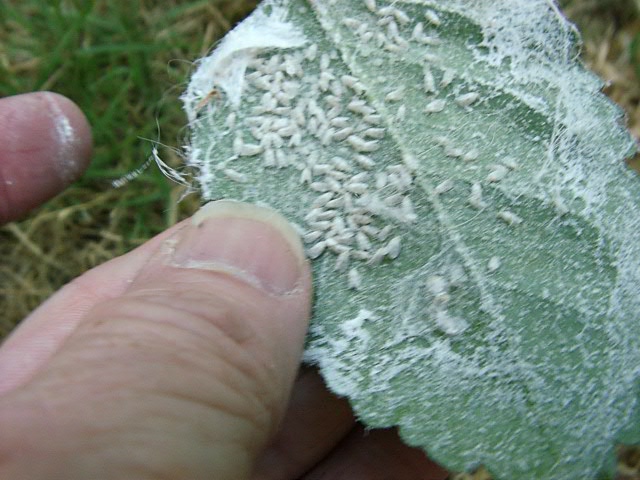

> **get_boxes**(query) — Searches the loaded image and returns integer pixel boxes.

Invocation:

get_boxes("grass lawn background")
[1,1,639,478]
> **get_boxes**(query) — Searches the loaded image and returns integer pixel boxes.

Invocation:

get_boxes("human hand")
[0,92,448,479]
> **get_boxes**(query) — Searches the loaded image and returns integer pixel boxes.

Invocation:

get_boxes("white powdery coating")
[182,0,307,121]
[44,93,78,182]
[310,3,635,478]
[54,110,74,145]
[185,2,640,478]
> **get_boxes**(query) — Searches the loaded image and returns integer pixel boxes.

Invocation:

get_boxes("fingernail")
[171,200,307,295]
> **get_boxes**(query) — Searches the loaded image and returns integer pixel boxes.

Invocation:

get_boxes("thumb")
[0,201,312,480]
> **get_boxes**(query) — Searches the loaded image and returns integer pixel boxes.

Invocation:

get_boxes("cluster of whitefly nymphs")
[195,0,543,299]
[228,44,413,293]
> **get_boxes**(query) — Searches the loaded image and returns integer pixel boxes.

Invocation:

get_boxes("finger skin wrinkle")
[122,278,283,393]
[124,283,260,348]
[81,296,276,418]
[0,299,275,478]
[127,265,310,401]
[73,282,290,428]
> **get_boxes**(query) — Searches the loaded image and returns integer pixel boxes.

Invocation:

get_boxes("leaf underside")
[181,1,640,478]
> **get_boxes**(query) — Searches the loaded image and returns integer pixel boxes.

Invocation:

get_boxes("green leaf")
[181,0,640,477]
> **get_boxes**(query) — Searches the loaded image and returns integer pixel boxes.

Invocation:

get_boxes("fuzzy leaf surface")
[181,1,640,477]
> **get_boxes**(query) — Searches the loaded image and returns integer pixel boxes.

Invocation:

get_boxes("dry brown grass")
[563,0,640,171]
[0,0,257,335]
[1,1,639,478]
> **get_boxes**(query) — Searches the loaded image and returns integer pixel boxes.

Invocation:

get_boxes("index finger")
[0,92,92,223]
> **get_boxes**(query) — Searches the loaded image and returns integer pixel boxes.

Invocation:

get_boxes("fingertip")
[0,91,93,223]
[148,200,314,361]
[40,91,93,183]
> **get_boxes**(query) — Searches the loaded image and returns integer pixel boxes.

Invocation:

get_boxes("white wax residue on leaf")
[182,0,307,120]
[181,1,640,478]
